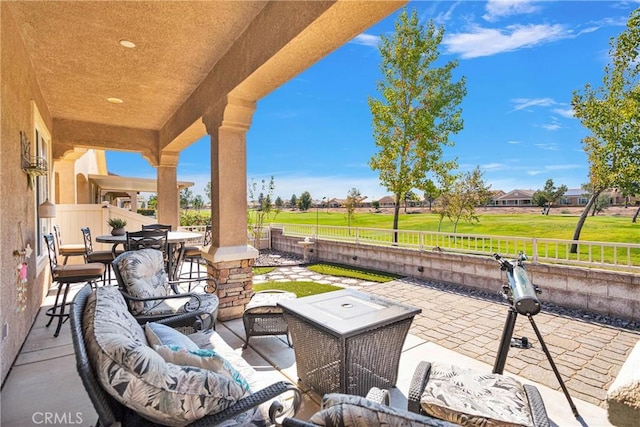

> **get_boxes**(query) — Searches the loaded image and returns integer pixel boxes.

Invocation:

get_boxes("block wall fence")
[271,229,640,322]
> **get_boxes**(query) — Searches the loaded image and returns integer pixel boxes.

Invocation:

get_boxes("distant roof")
[564,188,586,197]
[496,189,535,200]
[89,174,194,193]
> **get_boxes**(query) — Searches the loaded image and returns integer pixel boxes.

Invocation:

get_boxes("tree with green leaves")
[430,169,457,232]
[248,177,279,248]
[592,192,611,216]
[531,190,549,214]
[204,182,211,205]
[289,194,297,210]
[344,187,361,230]
[368,8,465,242]
[571,8,640,252]
[404,190,420,213]
[192,195,204,211]
[298,191,312,211]
[275,196,284,210]
[440,166,492,234]
[147,194,158,210]
[422,180,440,210]
[180,188,193,210]
[535,179,567,215]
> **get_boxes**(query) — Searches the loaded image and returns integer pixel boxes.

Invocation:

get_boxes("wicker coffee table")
[278,289,421,397]
[243,290,297,349]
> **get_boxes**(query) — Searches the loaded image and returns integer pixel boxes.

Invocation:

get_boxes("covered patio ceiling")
[6,1,406,163]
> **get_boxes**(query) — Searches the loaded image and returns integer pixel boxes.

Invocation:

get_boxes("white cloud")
[483,0,540,22]
[511,97,557,111]
[545,164,582,171]
[350,33,380,48]
[507,140,521,144]
[481,162,505,170]
[534,143,559,151]
[444,23,568,59]
[542,123,561,131]
[553,107,574,119]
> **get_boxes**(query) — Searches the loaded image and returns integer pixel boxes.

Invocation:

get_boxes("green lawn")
[268,210,639,244]
[253,281,342,297]
[307,263,401,282]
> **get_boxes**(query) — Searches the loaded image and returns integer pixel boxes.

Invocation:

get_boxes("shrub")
[137,208,156,217]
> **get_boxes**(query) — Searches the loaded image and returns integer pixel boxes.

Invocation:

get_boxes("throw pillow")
[155,345,251,393]
[145,322,199,351]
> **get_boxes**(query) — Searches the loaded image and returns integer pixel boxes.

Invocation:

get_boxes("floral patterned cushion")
[309,393,458,427]
[156,346,251,393]
[114,249,170,314]
[420,363,534,427]
[82,286,255,427]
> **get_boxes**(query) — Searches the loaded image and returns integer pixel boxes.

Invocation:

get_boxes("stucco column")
[202,97,258,320]
[53,159,76,204]
[157,151,180,228]
[128,191,138,212]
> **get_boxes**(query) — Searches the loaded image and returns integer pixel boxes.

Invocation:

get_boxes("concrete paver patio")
[2,265,638,426]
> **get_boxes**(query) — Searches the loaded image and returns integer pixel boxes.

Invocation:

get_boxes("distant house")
[560,188,589,206]
[324,198,340,208]
[494,189,535,206]
[488,190,506,206]
[377,195,396,207]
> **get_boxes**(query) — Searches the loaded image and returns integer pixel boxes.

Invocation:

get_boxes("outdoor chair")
[53,224,85,265]
[125,229,187,279]
[126,229,169,251]
[408,361,550,427]
[181,223,211,282]
[142,223,172,232]
[283,389,456,427]
[112,248,219,330]
[69,284,301,427]
[43,233,104,337]
[81,227,119,284]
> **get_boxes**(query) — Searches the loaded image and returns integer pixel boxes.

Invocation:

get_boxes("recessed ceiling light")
[119,39,136,48]
[107,97,124,104]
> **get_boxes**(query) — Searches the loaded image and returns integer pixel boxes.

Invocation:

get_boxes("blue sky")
[106,0,639,203]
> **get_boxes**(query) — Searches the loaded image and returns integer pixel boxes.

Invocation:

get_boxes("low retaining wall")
[271,229,640,322]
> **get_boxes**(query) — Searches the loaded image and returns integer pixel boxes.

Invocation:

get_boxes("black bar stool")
[44,233,105,337]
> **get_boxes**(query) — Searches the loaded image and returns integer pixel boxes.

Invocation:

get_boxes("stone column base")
[206,257,255,321]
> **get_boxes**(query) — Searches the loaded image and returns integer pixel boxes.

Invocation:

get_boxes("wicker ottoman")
[243,290,297,349]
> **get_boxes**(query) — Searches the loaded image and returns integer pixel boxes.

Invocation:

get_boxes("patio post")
[202,97,259,320]
[157,151,180,229]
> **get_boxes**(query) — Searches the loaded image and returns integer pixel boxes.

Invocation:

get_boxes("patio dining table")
[96,231,202,280]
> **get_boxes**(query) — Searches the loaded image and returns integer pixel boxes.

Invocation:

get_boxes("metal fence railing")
[270,223,640,272]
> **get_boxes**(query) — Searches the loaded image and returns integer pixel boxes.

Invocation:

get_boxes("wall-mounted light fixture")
[20,131,48,189]
[417,266,424,273]
[352,255,358,261]
[38,198,56,218]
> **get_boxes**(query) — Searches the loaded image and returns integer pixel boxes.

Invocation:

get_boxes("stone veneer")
[271,228,640,322]
[206,258,255,321]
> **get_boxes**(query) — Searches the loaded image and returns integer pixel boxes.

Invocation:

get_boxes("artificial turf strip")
[253,266,276,276]
[253,281,343,298]
[307,263,402,283]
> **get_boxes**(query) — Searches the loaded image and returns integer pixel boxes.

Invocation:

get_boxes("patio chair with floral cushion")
[70,284,301,427]
[112,248,219,330]
[407,361,550,427]
[282,389,457,427]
